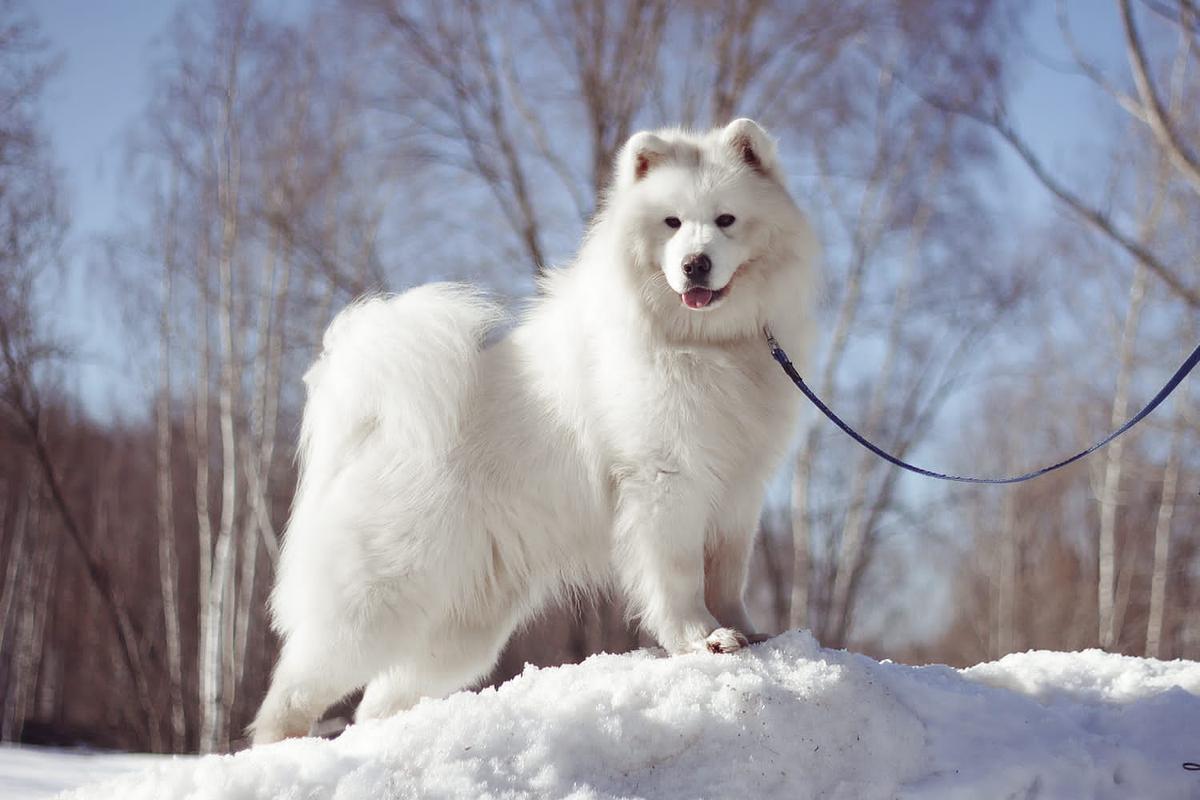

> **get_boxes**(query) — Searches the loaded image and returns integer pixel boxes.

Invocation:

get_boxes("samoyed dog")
[252,118,816,744]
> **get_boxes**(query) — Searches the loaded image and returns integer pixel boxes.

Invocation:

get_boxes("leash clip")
[763,324,780,354]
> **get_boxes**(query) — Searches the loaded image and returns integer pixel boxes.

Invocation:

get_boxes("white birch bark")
[156,205,187,751]
[787,470,812,630]
[995,485,1019,658]
[0,479,30,664]
[1097,263,1145,649]
[1145,386,1187,657]
[1,492,49,741]
[200,9,246,752]
[1097,148,1173,648]
[0,493,36,741]
[22,519,57,735]
[233,238,274,692]
[192,232,214,735]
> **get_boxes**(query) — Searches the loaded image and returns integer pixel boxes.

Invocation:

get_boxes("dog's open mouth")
[681,263,746,310]
[681,285,726,309]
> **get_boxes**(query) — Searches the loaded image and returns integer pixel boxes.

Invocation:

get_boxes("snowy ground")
[0,745,177,799]
[6,631,1200,799]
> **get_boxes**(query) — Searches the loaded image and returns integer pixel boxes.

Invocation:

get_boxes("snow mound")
[62,632,1200,799]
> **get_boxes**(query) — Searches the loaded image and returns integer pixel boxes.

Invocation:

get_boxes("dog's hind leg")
[355,616,516,724]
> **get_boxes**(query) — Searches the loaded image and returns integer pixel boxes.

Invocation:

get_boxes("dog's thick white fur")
[252,119,816,744]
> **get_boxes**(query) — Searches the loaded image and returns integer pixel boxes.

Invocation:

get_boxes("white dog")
[252,119,816,744]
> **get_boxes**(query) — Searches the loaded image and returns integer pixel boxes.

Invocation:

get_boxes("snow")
[0,745,175,799]
[8,631,1200,799]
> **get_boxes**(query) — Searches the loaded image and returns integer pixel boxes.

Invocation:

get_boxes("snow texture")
[23,632,1200,799]
[0,746,172,799]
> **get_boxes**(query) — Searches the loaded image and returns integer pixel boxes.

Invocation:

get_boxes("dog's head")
[606,118,814,342]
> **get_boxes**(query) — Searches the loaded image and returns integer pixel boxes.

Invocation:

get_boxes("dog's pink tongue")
[682,288,713,309]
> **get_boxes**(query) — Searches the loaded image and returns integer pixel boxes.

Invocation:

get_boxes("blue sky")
[32,0,1128,419]
[36,0,182,414]
[38,1,180,242]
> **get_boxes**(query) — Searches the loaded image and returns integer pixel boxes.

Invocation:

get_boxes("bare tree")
[0,0,162,751]
[360,0,554,275]
[786,0,1019,641]
[155,169,188,751]
[119,0,396,748]
[826,139,949,642]
[1144,338,1192,658]
[923,0,1200,310]
[195,0,252,754]
[1097,172,1167,648]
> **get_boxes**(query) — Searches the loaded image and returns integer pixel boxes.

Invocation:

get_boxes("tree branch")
[919,92,1200,309]
[1119,0,1200,195]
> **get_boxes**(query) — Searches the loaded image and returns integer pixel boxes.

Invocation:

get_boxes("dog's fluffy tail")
[297,283,503,489]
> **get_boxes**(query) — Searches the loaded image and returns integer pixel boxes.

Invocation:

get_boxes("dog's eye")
[664,216,682,229]
[715,214,736,228]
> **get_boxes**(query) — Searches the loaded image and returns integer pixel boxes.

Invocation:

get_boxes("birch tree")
[155,170,188,751]
[0,0,162,751]
[1144,387,1188,658]
[196,0,252,754]
[1096,181,1164,648]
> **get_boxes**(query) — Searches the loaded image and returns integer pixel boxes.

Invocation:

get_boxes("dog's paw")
[704,627,750,654]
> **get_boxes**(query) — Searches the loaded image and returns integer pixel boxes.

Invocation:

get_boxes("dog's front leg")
[704,485,768,640]
[614,472,748,655]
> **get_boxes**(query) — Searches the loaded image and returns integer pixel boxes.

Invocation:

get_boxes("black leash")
[764,326,1200,485]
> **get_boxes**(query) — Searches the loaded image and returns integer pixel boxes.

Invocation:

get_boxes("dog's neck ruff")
[763,325,1200,486]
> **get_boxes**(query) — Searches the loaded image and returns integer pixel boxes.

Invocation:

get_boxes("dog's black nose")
[682,253,711,278]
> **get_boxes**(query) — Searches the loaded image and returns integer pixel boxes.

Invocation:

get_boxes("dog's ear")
[721,118,780,180]
[617,131,672,185]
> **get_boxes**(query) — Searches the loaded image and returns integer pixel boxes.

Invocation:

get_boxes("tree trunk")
[1096,266,1144,649]
[1145,388,1186,657]
[995,488,1018,658]
[201,16,246,751]
[156,237,187,752]
[1098,153,1170,648]
[788,461,812,630]
[1,490,39,740]
[234,231,278,696]
[192,231,215,740]
[0,477,31,670]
